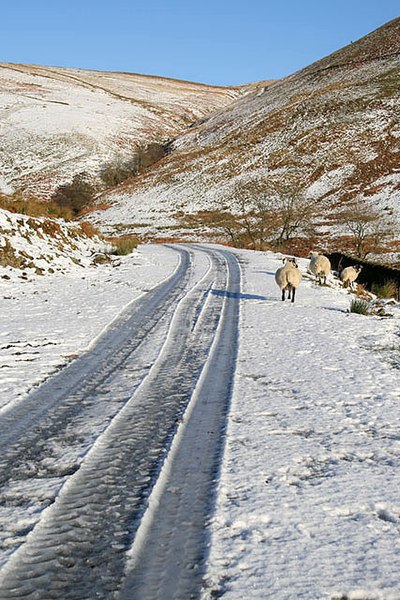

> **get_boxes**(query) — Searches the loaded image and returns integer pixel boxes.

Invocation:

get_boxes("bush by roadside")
[108,236,139,256]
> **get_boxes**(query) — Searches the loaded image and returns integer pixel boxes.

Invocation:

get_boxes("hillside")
[91,18,400,260]
[0,208,106,277]
[0,64,242,197]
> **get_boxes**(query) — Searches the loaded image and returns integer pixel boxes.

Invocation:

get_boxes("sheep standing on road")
[340,265,363,289]
[275,258,302,302]
[309,251,331,285]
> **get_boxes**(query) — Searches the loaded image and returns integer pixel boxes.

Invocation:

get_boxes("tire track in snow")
[0,245,195,564]
[0,246,191,449]
[119,248,240,600]
[0,246,240,600]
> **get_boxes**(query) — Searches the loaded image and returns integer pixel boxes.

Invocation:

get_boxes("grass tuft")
[371,279,398,300]
[108,236,139,255]
[79,221,100,238]
[349,298,371,316]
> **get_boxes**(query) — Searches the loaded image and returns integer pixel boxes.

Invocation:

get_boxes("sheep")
[308,251,331,285]
[340,265,363,289]
[275,257,302,302]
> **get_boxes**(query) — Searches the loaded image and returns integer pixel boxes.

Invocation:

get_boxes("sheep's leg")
[282,288,286,301]
[291,287,296,303]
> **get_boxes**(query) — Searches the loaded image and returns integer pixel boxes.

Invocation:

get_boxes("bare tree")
[264,175,319,248]
[226,174,320,250]
[176,209,242,246]
[337,199,395,259]
[232,181,278,250]
[177,172,320,251]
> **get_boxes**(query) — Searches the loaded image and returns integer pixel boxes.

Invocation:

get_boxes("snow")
[306,165,356,199]
[0,63,241,196]
[1,244,400,598]
[0,243,179,408]
[0,208,104,277]
[202,250,400,599]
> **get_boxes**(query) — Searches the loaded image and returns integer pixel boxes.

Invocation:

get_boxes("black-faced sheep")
[309,251,331,285]
[340,265,363,288]
[275,258,302,302]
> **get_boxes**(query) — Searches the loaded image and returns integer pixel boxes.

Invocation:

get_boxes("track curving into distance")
[0,244,241,600]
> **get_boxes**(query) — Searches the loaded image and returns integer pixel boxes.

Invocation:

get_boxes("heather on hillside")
[89,18,400,265]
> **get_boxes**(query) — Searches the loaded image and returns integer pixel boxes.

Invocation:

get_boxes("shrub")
[52,172,98,216]
[137,143,165,171]
[47,204,74,220]
[109,236,139,255]
[371,279,398,299]
[100,144,166,189]
[349,298,371,315]
[100,159,139,187]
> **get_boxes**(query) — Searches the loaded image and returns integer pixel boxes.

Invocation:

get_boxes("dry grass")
[371,279,398,299]
[78,202,113,216]
[354,284,371,300]
[0,192,73,220]
[79,221,100,238]
[108,236,140,255]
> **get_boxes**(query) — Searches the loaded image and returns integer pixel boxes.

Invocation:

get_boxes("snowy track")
[0,245,240,599]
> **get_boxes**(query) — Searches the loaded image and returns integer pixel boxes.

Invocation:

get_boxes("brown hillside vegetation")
[92,18,400,262]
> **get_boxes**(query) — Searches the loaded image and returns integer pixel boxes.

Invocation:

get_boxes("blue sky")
[1,1,398,86]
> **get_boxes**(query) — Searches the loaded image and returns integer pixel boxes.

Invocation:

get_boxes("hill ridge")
[0,63,242,196]
[89,17,399,264]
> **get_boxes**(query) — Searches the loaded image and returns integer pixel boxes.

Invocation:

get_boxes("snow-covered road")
[0,244,241,599]
[0,244,400,599]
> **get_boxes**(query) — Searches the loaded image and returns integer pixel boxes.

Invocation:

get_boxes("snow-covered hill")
[0,64,242,197]
[91,18,400,252]
[0,208,105,277]
[2,20,399,265]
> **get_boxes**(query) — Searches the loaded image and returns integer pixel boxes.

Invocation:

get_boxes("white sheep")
[308,251,331,285]
[275,257,302,302]
[340,265,363,289]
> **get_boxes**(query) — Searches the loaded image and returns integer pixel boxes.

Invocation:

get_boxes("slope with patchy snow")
[0,63,242,197]
[91,18,400,251]
[0,208,106,276]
